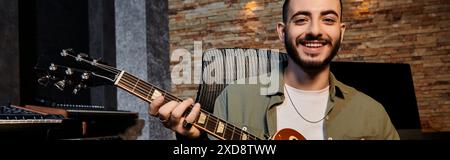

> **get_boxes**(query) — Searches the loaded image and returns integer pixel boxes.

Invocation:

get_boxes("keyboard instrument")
[0,104,64,124]
[0,103,140,140]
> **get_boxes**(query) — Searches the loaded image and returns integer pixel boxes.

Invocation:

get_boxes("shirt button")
[328,137,333,140]
[325,116,330,120]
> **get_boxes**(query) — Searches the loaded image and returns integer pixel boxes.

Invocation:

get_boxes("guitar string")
[65,53,122,75]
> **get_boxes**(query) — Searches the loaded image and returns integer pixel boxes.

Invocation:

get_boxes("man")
[148,0,400,140]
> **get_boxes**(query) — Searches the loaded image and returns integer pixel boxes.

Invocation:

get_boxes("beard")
[284,33,341,71]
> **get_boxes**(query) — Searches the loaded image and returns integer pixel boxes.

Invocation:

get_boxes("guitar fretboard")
[114,71,260,140]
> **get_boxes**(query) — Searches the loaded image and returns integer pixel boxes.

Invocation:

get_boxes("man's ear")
[277,22,286,43]
[340,23,346,44]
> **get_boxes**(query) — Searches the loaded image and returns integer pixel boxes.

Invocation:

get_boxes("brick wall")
[168,0,450,132]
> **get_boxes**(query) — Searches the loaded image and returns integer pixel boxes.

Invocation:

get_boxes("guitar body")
[271,128,306,140]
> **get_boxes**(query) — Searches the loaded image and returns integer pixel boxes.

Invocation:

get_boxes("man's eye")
[323,18,336,24]
[294,18,308,24]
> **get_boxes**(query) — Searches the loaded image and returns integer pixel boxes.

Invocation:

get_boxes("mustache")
[296,34,332,46]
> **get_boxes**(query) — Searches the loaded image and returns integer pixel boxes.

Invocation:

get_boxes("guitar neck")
[114,71,260,140]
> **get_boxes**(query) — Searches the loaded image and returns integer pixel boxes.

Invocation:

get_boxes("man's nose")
[306,20,322,38]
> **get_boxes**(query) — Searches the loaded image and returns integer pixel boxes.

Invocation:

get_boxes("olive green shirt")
[213,72,400,140]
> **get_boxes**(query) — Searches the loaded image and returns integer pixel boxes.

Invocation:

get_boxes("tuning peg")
[79,53,88,57]
[61,49,68,57]
[92,59,98,65]
[73,83,87,94]
[61,48,75,57]
[76,53,89,61]
[81,72,90,80]
[38,75,51,86]
[65,68,73,75]
[49,63,57,71]
[54,80,66,91]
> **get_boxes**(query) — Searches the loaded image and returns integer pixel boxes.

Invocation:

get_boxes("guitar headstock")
[35,49,121,94]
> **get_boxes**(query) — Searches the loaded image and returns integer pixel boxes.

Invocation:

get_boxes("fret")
[117,75,133,90]
[146,85,154,100]
[114,71,125,85]
[204,115,217,135]
[132,79,140,91]
[246,133,254,140]
[213,118,219,136]
[125,73,140,93]
[118,73,135,90]
[119,81,135,95]
[124,73,138,87]
[224,123,234,140]
[161,92,168,101]
[133,81,149,98]
[119,74,146,100]
[205,114,211,129]
[232,126,241,140]
[120,73,165,102]
[216,121,225,134]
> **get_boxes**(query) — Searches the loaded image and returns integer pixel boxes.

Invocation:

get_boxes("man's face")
[278,0,346,70]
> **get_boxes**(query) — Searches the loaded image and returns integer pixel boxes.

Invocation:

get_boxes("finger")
[158,101,179,122]
[175,103,201,137]
[149,96,165,116]
[185,103,201,125]
[171,98,195,120]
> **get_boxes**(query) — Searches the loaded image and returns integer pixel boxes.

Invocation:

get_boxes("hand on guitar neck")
[148,96,203,139]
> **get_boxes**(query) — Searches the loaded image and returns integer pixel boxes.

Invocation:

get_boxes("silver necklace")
[284,85,326,123]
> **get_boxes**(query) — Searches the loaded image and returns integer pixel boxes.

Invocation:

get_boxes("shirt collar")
[267,68,346,102]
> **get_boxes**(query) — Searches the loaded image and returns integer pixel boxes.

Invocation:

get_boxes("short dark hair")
[282,0,343,23]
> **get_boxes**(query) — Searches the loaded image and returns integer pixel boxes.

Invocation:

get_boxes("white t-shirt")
[276,84,330,140]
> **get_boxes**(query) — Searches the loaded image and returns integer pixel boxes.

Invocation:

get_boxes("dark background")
[13,0,117,110]
[19,0,91,106]
[331,62,422,130]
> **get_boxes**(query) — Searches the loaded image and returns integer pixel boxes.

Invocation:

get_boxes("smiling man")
[149,0,400,140]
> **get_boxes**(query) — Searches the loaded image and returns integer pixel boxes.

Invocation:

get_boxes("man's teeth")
[304,43,324,48]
